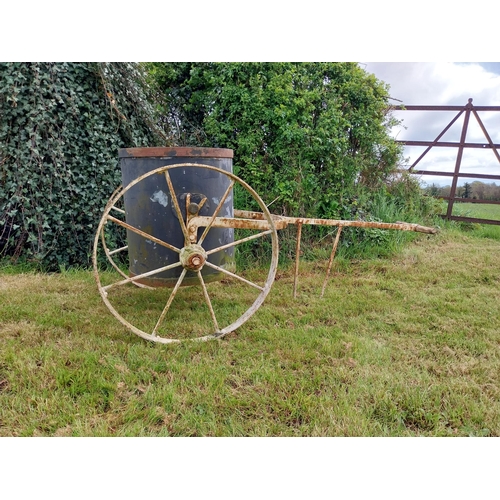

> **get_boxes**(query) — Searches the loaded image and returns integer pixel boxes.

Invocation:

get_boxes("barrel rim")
[119,147,233,159]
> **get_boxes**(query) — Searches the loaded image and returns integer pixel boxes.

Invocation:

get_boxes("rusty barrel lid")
[118,147,233,158]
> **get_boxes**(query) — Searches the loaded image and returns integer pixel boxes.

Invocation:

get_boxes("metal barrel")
[118,147,235,287]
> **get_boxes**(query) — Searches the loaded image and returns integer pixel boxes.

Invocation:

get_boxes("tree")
[0,62,163,269]
[456,181,500,201]
[462,182,472,199]
[425,183,441,197]
[471,181,485,200]
[147,62,404,219]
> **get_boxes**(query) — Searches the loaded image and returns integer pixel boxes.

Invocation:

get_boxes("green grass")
[450,201,500,221]
[436,201,500,240]
[1,227,499,436]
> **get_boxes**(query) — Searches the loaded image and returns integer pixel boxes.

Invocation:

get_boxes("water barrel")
[118,147,235,287]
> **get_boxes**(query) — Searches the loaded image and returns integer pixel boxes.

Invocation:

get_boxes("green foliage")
[0,62,433,271]
[338,173,441,259]
[147,62,404,220]
[146,62,434,263]
[0,63,163,270]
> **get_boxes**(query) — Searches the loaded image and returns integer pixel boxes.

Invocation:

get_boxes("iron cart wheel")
[92,163,279,343]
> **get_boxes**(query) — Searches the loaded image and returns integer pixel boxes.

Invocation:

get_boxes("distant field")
[435,201,500,240]
[443,201,500,221]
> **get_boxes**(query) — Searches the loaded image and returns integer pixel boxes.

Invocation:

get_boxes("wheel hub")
[179,244,207,271]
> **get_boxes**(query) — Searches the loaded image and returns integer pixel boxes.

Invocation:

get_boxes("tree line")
[423,181,500,201]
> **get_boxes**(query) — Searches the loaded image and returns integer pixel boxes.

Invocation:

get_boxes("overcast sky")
[363,62,500,186]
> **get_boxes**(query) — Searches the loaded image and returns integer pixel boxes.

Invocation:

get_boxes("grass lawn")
[1,225,499,437]
[439,200,500,231]
[450,201,500,221]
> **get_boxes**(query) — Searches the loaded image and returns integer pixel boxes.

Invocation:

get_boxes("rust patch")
[119,147,233,159]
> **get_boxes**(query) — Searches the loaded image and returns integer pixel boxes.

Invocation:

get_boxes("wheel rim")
[92,163,279,343]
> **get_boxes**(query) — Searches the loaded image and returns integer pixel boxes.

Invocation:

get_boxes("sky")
[2,7,498,191]
[363,62,500,187]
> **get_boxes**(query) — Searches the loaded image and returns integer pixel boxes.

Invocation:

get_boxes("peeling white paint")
[212,197,220,205]
[150,190,169,207]
[146,240,152,245]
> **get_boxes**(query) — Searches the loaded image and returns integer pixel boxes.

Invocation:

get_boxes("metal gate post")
[446,99,473,219]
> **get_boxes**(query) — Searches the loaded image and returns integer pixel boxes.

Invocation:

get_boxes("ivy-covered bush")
[0,63,164,270]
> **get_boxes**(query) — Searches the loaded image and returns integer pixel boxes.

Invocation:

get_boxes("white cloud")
[366,62,500,105]
[365,62,500,186]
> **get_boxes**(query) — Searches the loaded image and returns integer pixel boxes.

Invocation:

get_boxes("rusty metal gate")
[391,98,500,225]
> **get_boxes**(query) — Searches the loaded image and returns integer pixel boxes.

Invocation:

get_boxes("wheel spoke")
[108,245,128,256]
[204,261,264,291]
[206,229,272,255]
[111,205,125,215]
[104,185,123,212]
[103,261,182,291]
[99,228,141,286]
[101,236,151,289]
[198,179,235,246]
[165,170,190,243]
[107,215,181,253]
[197,271,220,333]
[152,268,188,336]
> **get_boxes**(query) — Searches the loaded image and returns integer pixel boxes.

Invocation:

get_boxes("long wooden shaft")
[232,210,436,234]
